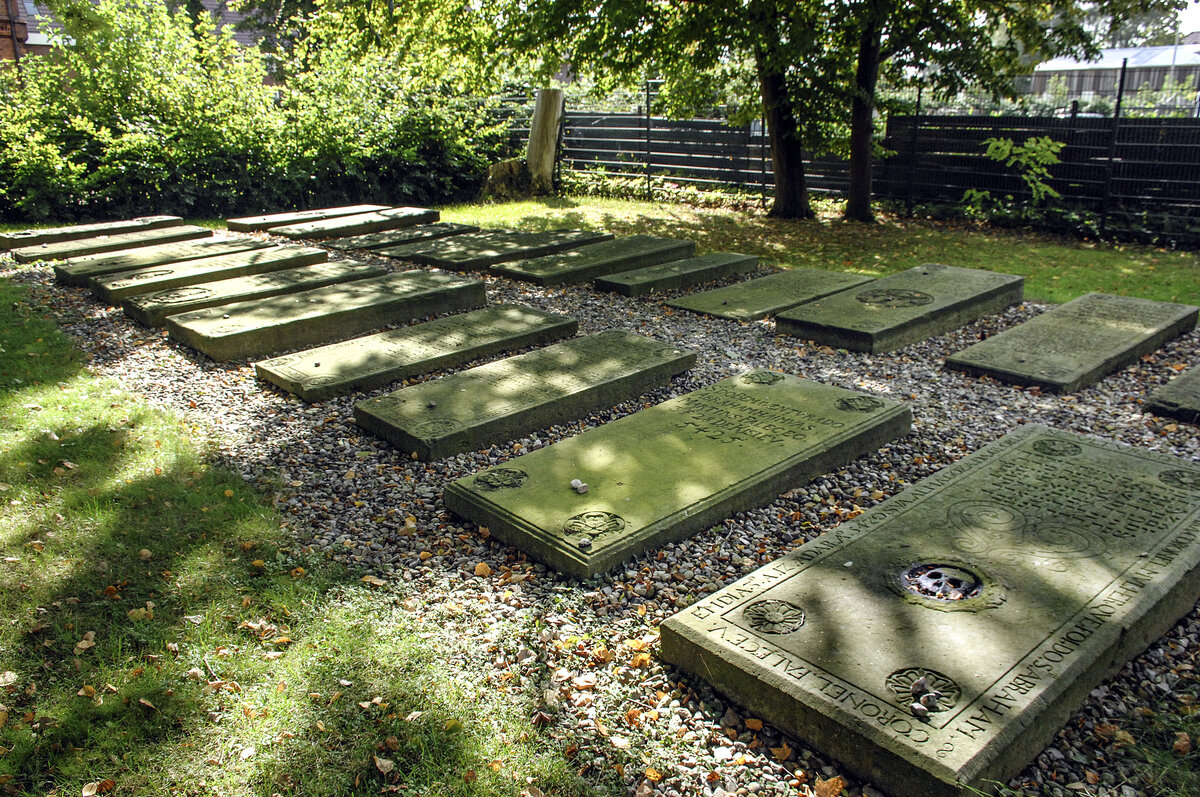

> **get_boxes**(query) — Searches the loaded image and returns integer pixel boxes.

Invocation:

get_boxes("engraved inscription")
[743,600,806,634]
[111,269,174,285]
[475,468,529,491]
[1160,469,1200,490]
[1033,439,1082,457]
[837,396,885,412]
[674,381,846,445]
[856,289,934,308]
[414,418,463,437]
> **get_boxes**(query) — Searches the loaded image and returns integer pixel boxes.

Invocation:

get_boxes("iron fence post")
[1100,58,1128,237]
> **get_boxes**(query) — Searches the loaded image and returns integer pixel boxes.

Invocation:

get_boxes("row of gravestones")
[4,206,1200,797]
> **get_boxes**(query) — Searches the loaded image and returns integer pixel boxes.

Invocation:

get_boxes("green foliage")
[0,0,515,222]
[961,135,1065,226]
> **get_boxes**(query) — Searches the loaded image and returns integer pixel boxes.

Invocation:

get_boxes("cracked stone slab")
[91,245,329,303]
[667,269,874,321]
[165,270,485,361]
[16,225,213,264]
[775,264,1024,353]
[0,216,183,251]
[946,293,1198,393]
[226,204,390,232]
[660,423,1200,797]
[356,330,696,460]
[443,373,910,577]
[256,304,578,402]
[595,253,759,296]
[490,235,695,286]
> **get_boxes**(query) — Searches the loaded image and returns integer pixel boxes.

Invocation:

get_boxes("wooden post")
[527,88,565,195]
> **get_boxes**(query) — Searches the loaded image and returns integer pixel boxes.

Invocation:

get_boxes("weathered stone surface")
[123,260,384,327]
[256,304,578,401]
[595,253,759,296]
[380,229,614,271]
[444,373,910,577]
[660,424,1200,797]
[490,235,696,286]
[269,207,440,239]
[356,330,696,460]
[667,269,874,321]
[946,293,1198,393]
[226,204,389,232]
[165,270,485,361]
[0,216,182,251]
[15,225,213,264]
[91,245,329,303]
[1147,364,1200,423]
[776,264,1024,352]
[325,222,480,251]
[55,239,274,287]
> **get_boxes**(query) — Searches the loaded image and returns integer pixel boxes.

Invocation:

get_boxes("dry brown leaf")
[290,567,306,579]
[0,672,17,687]
[374,755,395,774]
[1085,770,1100,785]
[488,759,502,772]
[77,685,95,698]
[770,740,793,762]
[644,767,663,782]
[463,769,476,783]
[361,575,386,587]
[1173,731,1192,754]
[629,652,652,669]
[74,632,96,655]
[625,708,642,727]
[626,638,648,652]
[138,698,157,711]
[745,718,763,731]
[474,562,492,577]
[814,775,846,797]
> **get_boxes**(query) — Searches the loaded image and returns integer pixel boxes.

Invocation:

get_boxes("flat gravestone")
[165,270,485,361]
[0,216,182,251]
[443,373,910,577]
[945,293,1198,392]
[256,304,578,401]
[325,222,480,251]
[15,225,213,264]
[776,264,1024,352]
[355,330,696,460]
[54,239,274,286]
[380,229,614,271]
[595,253,759,296]
[667,269,873,321]
[123,260,385,327]
[226,204,389,232]
[490,235,695,286]
[269,207,440,239]
[1147,365,1200,423]
[660,423,1200,797]
[91,245,329,303]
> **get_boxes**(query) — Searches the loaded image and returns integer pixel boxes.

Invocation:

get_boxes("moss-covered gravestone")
[667,270,873,321]
[325,223,480,251]
[946,293,1198,392]
[1147,365,1200,424]
[355,330,696,460]
[15,225,213,264]
[490,235,695,286]
[444,373,910,577]
[660,424,1200,797]
[379,229,614,271]
[0,216,183,251]
[268,207,440,239]
[594,253,759,296]
[165,271,485,361]
[54,239,274,286]
[775,264,1023,352]
[256,304,578,401]
[226,204,389,232]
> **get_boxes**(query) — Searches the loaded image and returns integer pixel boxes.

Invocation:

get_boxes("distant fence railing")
[556,107,1200,244]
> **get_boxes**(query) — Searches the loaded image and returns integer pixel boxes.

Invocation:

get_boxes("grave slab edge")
[14,227,214,264]
[658,423,1200,797]
[442,394,911,578]
[0,216,183,250]
[594,254,760,296]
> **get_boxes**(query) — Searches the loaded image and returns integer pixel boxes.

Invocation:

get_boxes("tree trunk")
[756,50,813,219]
[844,0,889,223]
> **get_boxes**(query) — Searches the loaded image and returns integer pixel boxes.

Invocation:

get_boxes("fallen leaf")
[374,755,395,774]
[1085,770,1100,785]
[240,746,256,760]
[644,767,663,782]
[474,562,492,577]
[625,708,642,727]
[290,567,306,579]
[0,672,16,687]
[138,549,153,561]
[361,575,386,587]
[611,735,630,749]
[444,718,463,732]
[1174,731,1192,754]
[463,770,476,783]
[74,632,96,655]
[224,489,235,497]
[138,698,157,711]
[77,685,95,698]
[629,652,652,669]
[814,775,846,797]
[745,718,763,731]
[770,740,793,762]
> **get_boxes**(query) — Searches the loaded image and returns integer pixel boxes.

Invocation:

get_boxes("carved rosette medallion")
[743,600,806,634]
[1159,469,1200,490]
[303,375,339,387]
[740,370,784,386]
[855,289,935,308]
[884,668,962,711]
[414,418,462,438]
[211,323,246,335]
[1032,439,1083,457]
[836,396,885,413]
[563,511,626,539]
[474,468,529,491]
[150,286,214,304]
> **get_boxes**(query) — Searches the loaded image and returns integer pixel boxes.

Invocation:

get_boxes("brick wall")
[0,0,29,61]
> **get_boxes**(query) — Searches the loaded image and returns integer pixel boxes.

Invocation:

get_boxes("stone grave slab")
[356,330,696,460]
[380,229,614,271]
[595,253,759,296]
[14,225,213,264]
[165,270,485,361]
[660,424,1200,797]
[123,260,385,327]
[256,304,578,401]
[490,235,696,286]
[945,293,1198,393]
[667,269,873,321]
[91,245,329,303]
[0,216,183,251]
[226,204,389,232]
[269,207,439,239]
[1147,364,1200,423]
[325,222,480,251]
[776,264,1024,352]
[55,239,274,287]
[443,372,910,577]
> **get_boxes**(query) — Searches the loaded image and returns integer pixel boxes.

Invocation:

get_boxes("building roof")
[1036,41,1200,72]
[19,0,260,49]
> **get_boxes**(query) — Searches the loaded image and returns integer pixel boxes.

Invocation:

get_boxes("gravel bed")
[4,232,1199,797]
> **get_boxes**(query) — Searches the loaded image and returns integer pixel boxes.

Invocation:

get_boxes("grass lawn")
[0,281,597,796]
[440,198,1199,305]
